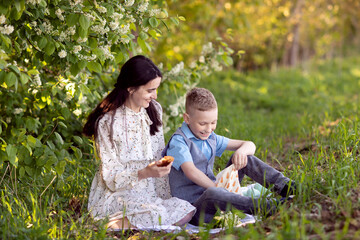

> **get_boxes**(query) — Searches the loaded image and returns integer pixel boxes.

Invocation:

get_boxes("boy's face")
[184,107,218,140]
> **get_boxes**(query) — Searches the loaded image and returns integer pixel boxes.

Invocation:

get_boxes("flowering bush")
[0,1,233,191]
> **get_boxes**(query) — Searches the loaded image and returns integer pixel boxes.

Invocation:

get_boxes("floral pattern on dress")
[87,100,195,228]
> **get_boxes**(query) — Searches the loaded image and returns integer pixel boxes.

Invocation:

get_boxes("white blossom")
[124,0,135,7]
[59,31,68,42]
[210,59,223,71]
[137,1,149,13]
[121,38,130,44]
[199,56,205,63]
[201,42,214,55]
[35,27,42,35]
[97,6,107,13]
[77,37,88,43]
[26,0,42,5]
[68,26,76,35]
[6,117,11,123]
[149,9,161,17]
[99,45,114,60]
[119,23,130,35]
[109,21,118,30]
[73,108,82,116]
[0,15,5,24]
[59,101,66,108]
[70,0,83,7]
[30,21,37,27]
[14,108,24,115]
[55,9,64,21]
[113,12,123,20]
[58,50,67,58]
[78,96,87,104]
[31,89,38,95]
[72,45,82,53]
[91,24,109,35]
[169,62,184,75]
[33,74,42,86]
[0,25,14,35]
[42,21,53,34]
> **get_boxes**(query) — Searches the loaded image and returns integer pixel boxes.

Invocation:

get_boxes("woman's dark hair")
[83,55,162,138]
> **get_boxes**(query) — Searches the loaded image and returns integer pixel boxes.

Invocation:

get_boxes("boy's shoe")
[279,196,294,205]
[280,181,296,197]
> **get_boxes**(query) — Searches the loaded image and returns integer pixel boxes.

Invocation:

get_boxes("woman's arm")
[138,161,172,180]
[180,162,216,188]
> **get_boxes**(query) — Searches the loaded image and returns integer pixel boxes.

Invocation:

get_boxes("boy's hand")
[231,149,248,170]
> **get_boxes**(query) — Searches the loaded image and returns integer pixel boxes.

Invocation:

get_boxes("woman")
[83,55,195,229]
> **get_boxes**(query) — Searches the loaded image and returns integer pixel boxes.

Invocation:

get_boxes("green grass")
[1,57,360,239]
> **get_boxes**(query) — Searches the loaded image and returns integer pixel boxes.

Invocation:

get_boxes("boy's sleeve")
[166,135,193,170]
[215,134,229,157]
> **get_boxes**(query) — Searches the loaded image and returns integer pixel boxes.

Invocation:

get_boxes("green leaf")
[25,166,34,177]
[73,136,83,145]
[0,34,12,48]
[44,40,55,56]
[70,64,80,76]
[79,15,90,30]
[58,121,67,129]
[66,13,79,27]
[19,167,25,178]
[87,61,102,73]
[88,38,97,49]
[170,17,179,26]
[55,160,66,175]
[78,26,88,38]
[5,72,17,87]
[61,108,71,119]
[46,140,55,150]
[178,16,186,21]
[71,146,82,159]
[38,37,48,49]
[20,73,30,84]
[149,17,159,28]
[137,37,150,53]
[139,31,148,40]
[27,135,37,148]
[78,60,87,69]
[8,65,20,76]
[6,144,18,167]
[54,132,64,145]
[28,69,40,75]
[36,155,47,166]
[115,53,124,64]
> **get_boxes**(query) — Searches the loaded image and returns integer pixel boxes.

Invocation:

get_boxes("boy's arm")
[226,139,256,170]
[181,162,216,189]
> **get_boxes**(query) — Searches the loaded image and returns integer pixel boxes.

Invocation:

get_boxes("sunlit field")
[1,57,360,239]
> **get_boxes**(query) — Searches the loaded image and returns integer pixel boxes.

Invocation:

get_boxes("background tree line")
[153,0,360,70]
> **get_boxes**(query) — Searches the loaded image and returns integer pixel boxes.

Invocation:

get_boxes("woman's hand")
[138,161,172,180]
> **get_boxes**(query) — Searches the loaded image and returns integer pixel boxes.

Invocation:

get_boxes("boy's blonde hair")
[185,87,217,113]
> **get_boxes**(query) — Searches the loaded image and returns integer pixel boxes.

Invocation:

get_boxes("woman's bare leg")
[107,217,133,230]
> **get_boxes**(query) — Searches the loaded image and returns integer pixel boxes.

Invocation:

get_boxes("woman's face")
[126,77,161,112]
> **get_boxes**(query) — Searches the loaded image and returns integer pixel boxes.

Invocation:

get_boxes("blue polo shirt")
[166,122,229,170]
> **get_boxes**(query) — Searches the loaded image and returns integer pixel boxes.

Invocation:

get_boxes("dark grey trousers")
[189,155,290,225]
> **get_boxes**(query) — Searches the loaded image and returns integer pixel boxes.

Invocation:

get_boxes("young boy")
[162,87,296,225]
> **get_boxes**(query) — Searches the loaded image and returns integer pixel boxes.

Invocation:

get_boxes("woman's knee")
[203,187,226,200]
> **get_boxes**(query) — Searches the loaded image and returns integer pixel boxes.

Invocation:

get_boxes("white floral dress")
[87,100,195,228]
